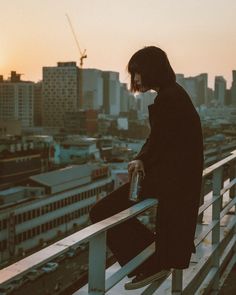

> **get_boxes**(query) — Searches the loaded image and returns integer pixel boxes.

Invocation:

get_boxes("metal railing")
[0,151,236,295]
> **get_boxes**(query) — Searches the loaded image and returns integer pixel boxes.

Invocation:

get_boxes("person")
[89,46,204,290]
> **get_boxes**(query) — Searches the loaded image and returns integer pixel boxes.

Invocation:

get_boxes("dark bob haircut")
[127,46,176,92]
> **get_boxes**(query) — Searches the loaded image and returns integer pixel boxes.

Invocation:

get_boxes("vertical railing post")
[172,269,183,294]
[198,176,206,223]
[229,160,236,199]
[230,160,236,255]
[88,232,107,295]
[211,167,223,294]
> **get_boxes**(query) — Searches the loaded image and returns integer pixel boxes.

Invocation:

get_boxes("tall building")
[136,91,156,115]
[214,76,226,106]
[102,71,120,115]
[0,72,34,128]
[33,81,43,127]
[42,62,80,128]
[120,83,135,114]
[230,70,236,105]
[196,73,208,106]
[176,73,208,107]
[82,69,103,110]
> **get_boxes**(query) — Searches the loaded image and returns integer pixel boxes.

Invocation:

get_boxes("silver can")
[129,171,143,202]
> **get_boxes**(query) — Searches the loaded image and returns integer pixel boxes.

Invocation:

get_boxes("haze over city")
[1,0,236,88]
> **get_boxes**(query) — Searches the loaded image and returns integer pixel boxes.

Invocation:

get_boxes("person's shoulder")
[158,83,199,118]
[159,82,189,100]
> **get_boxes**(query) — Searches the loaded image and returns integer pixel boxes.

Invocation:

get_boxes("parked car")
[55,253,66,263]
[41,262,59,273]
[78,242,88,251]
[67,249,77,258]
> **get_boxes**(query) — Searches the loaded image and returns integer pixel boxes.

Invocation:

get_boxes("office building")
[33,82,43,127]
[0,164,113,264]
[214,76,227,106]
[82,69,103,110]
[230,70,236,105]
[0,72,34,128]
[176,73,208,107]
[42,62,80,128]
[102,71,120,115]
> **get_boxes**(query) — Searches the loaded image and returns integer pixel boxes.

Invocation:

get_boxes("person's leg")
[124,198,170,290]
[89,183,155,267]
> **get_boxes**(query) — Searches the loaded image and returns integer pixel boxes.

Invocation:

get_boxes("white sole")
[124,270,171,290]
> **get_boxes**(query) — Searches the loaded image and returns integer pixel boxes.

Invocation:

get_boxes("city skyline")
[1,0,236,88]
[1,65,235,91]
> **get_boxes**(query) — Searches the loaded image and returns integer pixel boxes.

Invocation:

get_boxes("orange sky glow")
[1,0,236,88]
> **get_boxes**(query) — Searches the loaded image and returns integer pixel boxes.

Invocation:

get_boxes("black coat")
[135,82,204,269]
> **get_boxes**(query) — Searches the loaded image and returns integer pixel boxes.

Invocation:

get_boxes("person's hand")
[128,160,145,181]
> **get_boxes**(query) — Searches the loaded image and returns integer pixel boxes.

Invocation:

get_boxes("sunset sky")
[1,0,236,88]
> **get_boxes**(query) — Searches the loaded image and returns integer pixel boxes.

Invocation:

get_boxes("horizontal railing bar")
[219,225,235,256]
[194,220,219,247]
[219,235,236,270]
[105,243,155,291]
[83,199,157,241]
[224,215,236,235]
[141,274,172,295]
[183,220,235,295]
[194,267,218,295]
[220,196,236,219]
[183,245,216,294]
[203,153,236,178]
[198,195,219,216]
[0,199,157,286]
[197,180,235,217]
[219,253,236,291]
[220,179,236,196]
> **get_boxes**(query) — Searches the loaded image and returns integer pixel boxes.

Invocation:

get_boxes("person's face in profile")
[134,73,149,93]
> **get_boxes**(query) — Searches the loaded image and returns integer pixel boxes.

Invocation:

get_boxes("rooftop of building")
[30,164,93,188]
[0,186,45,210]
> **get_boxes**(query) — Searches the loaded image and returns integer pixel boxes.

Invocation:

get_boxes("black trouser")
[89,183,158,273]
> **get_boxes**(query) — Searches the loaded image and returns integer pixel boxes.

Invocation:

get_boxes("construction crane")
[65,13,87,108]
[65,14,87,67]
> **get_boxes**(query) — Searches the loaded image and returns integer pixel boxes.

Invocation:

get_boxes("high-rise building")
[34,81,43,126]
[196,73,208,106]
[82,69,103,110]
[120,83,134,114]
[102,71,120,115]
[176,73,208,107]
[214,76,226,106]
[42,62,80,128]
[230,70,236,105]
[0,72,34,128]
[136,91,156,115]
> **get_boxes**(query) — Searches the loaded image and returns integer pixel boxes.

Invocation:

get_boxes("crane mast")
[65,14,87,109]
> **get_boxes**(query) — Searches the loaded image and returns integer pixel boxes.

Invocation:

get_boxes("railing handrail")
[203,151,236,178]
[0,150,236,294]
[0,199,157,286]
